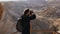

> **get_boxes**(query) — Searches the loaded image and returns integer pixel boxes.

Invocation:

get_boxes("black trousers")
[22,23,30,34]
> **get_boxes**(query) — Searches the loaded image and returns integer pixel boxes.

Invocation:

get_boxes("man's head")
[24,9,34,16]
[24,9,30,16]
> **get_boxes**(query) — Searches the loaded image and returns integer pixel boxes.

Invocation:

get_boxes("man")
[21,9,36,34]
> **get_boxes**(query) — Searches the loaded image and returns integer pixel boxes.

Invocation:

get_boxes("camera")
[30,10,33,14]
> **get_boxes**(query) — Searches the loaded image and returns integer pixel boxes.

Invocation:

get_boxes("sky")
[0,0,27,2]
[0,0,57,2]
[45,0,56,2]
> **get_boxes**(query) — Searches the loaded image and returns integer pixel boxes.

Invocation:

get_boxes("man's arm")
[21,13,36,20]
[28,13,36,20]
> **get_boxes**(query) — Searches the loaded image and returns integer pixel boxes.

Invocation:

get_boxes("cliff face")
[0,3,4,20]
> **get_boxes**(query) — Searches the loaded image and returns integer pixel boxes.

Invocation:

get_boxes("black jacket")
[21,14,36,27]
[16,14,36,32]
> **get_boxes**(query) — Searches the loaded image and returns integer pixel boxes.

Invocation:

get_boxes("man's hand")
[29,13,35,16]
